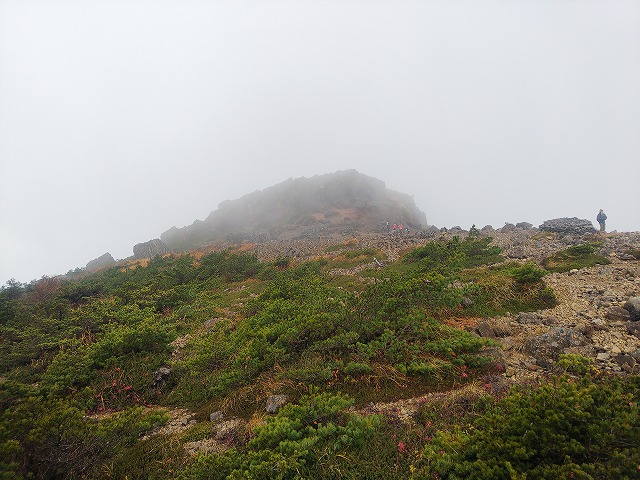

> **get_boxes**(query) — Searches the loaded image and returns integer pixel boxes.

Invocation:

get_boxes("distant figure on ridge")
[386,221,390,233]
[596,209,607,232]
[392,223,397,234]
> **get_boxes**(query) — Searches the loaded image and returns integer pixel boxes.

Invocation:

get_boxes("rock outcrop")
[133,239,171,259]
[86,252,116,272]
[539,217,596,235]
[160,170,429,252]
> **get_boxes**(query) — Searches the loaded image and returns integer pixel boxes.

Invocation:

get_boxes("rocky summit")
[85,252,116,272]
[132,238,171,259]
[159,170,428,252]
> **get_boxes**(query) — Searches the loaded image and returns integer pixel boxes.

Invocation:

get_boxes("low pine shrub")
[543,243,611,272]
[420,375,640,479]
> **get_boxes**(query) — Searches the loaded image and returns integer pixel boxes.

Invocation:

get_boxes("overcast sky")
[1,0,639,283]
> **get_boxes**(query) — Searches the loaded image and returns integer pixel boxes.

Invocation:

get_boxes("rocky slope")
[235,225,640,384]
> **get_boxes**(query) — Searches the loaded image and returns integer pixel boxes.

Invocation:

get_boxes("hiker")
[386,221,390,233]
[398,224,404,233]
[596,209,607,232]
[392,223,397,234]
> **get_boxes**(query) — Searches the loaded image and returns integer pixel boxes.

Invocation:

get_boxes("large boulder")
[86,252,116,272]
[516,222,534,229]
[133,239,171,259]
[623,297,640,321]
[539,218,596,236]
[523,327,588,367]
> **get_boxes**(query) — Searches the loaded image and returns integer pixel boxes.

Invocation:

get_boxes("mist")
[1,0,639,283]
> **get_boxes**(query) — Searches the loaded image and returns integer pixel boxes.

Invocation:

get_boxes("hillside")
[2,223,640,478]
[159,170,428,251]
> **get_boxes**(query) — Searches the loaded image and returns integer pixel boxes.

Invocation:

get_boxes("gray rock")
[507,246,527,259]
[523,327,588,364]
[517,312,542,324]
[573,322,593,337]
[476,321,496,338]
[499,337,516,350]
[542,316,560,326]
[623,297,640,321]
[539,218,596,236]
[152,366,171,387]
[500,223,517,232]
[86,252,116,272]
[265,395,289,414]
[516,222,533,229]
[523,361,542,371]
[479,346,507,373]
[490,319,514,337]
[480,225,495,233]
[419,225,440,238]
[627,322,640,339]
[596,352,610,361]
[209,411,224,423]
[213,418,246,444]
[606,306,631,321]
[614,353,636,368]
[133,239,171,259]
[461,297,474,308]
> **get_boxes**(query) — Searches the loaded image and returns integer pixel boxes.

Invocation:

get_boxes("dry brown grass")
[219,365,303,416]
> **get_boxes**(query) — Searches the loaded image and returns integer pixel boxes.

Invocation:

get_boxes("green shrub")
[177,391,381,479]
[543,243,611,272]
[509,262,547,284]
[557,354,595,376]
[420,376,640,479]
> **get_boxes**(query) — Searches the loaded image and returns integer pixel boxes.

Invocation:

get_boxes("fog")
[1,0,639,283]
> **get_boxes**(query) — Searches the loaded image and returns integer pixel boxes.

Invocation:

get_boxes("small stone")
[210,411,224,423]
[614,353,636,368]
[621,363,637,373]
[611,345,622,354]
[573,322,592,336]
[461,297,474,307]
[265,395,289,414]
[596,352,610,361]
[606,307,631,321]
[517,312,541,324]
[499,337,516,351]
[569,269,579,276]
[523,361,541,371]
[623,296,640,321]
[476,321,496,338]
[152,366,171,387]
[213,418,246,444]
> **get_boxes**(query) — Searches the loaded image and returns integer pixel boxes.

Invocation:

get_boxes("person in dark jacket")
[596,209,607,232]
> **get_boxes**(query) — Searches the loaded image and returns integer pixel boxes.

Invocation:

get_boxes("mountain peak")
[160,170,427,251]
